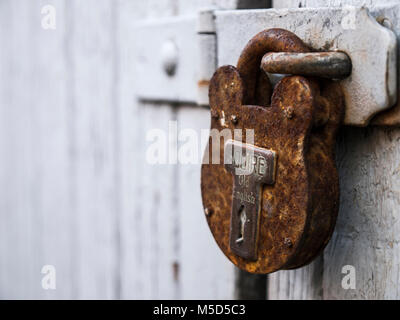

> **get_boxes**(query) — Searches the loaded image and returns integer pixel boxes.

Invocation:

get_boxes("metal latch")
[214,6,397,126]
[134,5,399,126]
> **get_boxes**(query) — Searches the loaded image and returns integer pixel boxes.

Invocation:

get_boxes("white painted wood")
[0,0,121,299]
[0,0,43,299]
[274,0,399,8]
[32,0,74,300]
[0,0,75,299]
[323,127,400,299]
[117,0,145,300]
[134,16,199,103]
[120,0,240,300]
[268,258,323,300]
[121,103,178,299]
[177,106,236,299]
[68,0,120,299]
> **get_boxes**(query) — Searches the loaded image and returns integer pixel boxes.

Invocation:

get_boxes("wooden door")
[0,0,399,300]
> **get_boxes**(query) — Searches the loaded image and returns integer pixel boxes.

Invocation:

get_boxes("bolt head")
[231,115,238,124]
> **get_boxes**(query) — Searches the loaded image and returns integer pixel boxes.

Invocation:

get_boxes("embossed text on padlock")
[224,140,277,260]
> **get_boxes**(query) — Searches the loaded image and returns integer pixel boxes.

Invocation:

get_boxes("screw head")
[204,208,213,217]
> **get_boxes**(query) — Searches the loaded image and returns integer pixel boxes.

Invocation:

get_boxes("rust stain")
[198,79,210,87]
[371,103,400,126]
[172,261,179,282]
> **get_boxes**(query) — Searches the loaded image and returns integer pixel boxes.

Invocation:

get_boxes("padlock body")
[201,66,344,274]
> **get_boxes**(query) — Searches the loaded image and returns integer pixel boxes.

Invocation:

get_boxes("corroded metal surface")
[224,140,277,261]
[201,29,345,274]
[261,52,351,79]
[371,103,400,126]
[236,28,309,106]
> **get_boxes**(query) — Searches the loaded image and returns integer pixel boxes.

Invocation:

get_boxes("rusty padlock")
[201,29,347,274]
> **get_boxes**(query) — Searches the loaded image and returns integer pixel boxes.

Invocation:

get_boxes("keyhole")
[236,206,247,244]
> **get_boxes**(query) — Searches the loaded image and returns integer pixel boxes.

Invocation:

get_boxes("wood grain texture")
[119,0,238,300]
[272,0,393,8]
[0,0,122,299]
[68,0,120,299]
[124,103,178,299]
[323,127,400,299]
[7,0,400,301]
[236,270,267,299]
[0,0,240,299]
[177,106,236,299]
[267,0,400,300]
[0,0,74,299]
[268,258,323,299]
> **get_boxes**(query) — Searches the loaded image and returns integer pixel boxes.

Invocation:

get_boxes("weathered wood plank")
[0,0,42,299]
[69,0,120,299]
[33,0,75,299]
[120,103,178,299]
[323,127,400,299]
[117,0,184,300]
[119,0,240,300]
[268,258,323,300]
[274,0,393,7]
[0,0,75,299]
[273,0,397,9]
[177,106,236,299]
[117,0,144,300]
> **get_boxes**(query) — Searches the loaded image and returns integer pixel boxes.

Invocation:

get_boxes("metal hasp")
[215,7,397,126]
[224,140,276,261]
[201,29,345,274]
[133,6,399,125]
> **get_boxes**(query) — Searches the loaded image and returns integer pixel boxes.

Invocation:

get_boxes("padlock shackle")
[237,28,309,105]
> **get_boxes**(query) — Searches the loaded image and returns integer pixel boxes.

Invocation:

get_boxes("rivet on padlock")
[201,29,348,274]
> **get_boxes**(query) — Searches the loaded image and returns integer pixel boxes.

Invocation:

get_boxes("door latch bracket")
[214,6,398,126]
